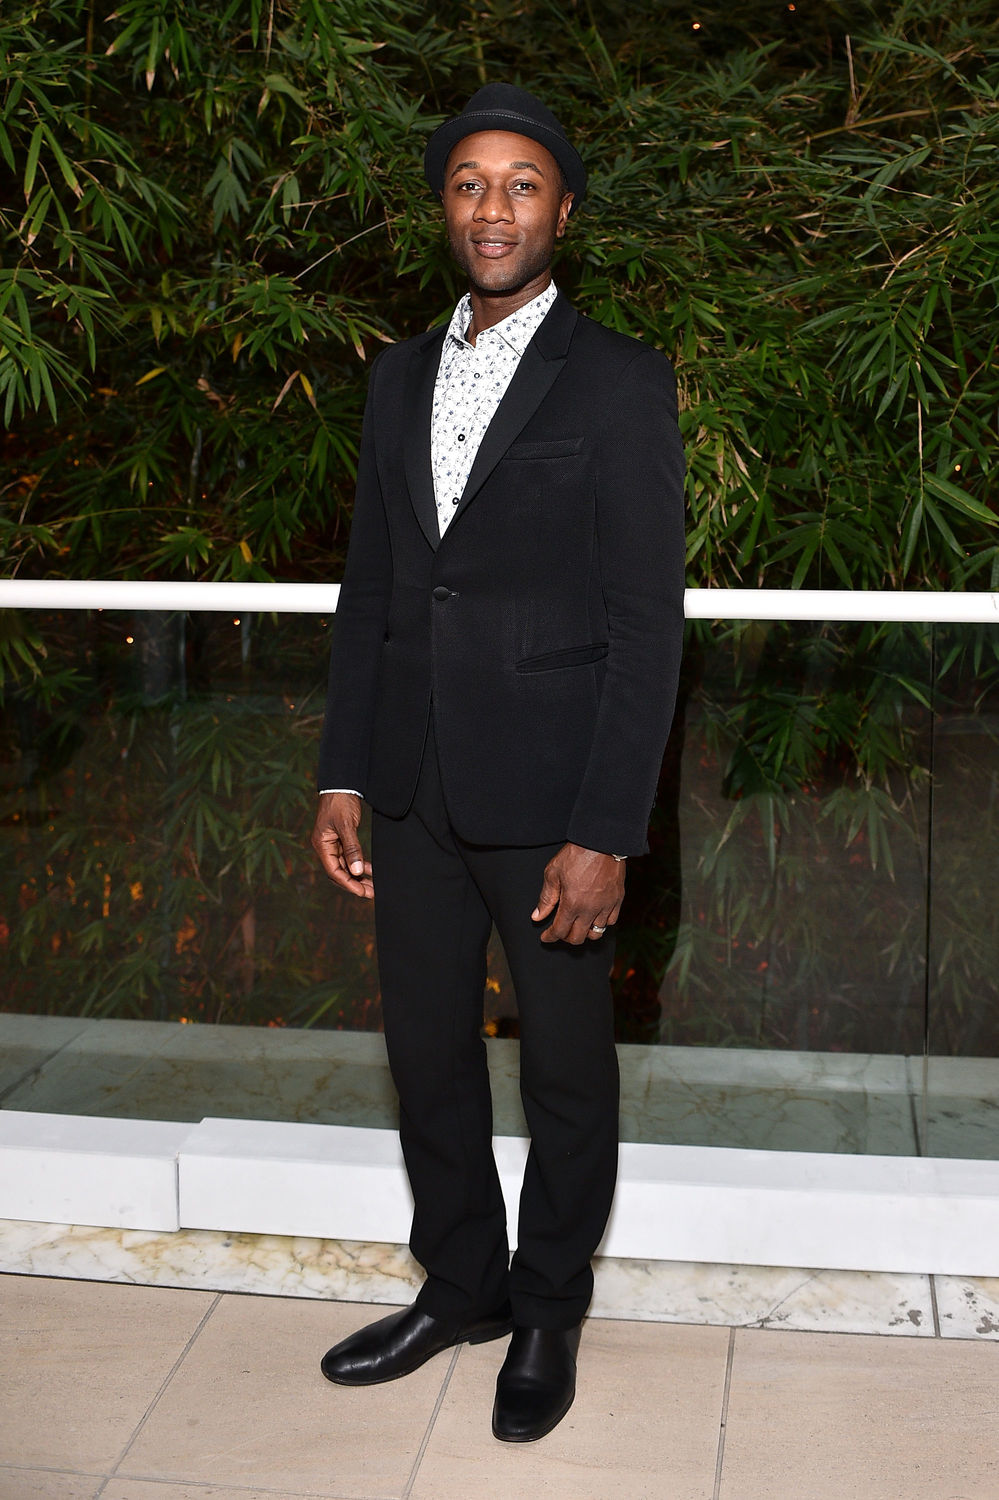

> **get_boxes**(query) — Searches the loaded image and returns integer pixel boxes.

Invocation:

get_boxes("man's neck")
[465,272,553,346]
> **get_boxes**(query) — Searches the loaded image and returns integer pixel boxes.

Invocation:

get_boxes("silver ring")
[590,924,607,934]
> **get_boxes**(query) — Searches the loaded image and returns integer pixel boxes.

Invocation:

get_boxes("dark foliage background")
[2,0,997,1047]
[3,0,997,591]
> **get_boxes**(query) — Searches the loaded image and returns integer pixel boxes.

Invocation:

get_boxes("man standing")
[311,83,685,1442]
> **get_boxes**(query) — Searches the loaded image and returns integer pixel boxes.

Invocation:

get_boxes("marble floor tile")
[0,1219,426,1306]
[0,1221,943,1340]
[922,1096,999,1160]
[0,1471,102,1500]
[8,1013,983,1155]
[934,1274,999,1340]
[746,1266,933,1336]
[119,1296,444,1497]
[719,1327,999,1499]
[410,1319,728,1500]
[909,1053,999,1159]
[0,1020,400,1128]
[0,1276,217,1473]
[0,1013,94,1099]
[921,1055,999,1096]
[590,1258,934,1336]
[1,1018,193,1118]
[591,1256,806,1326]
[618,1045,919,1155]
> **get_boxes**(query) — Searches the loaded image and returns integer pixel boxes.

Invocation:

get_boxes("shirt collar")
[445,281,558,357]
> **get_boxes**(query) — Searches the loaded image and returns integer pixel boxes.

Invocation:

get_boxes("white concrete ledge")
[178,1117,530,1244]
[602,1142,999,1275]
[179,1118,412,1242]
[0,1110,187,1231]
[4,1110,998,1276]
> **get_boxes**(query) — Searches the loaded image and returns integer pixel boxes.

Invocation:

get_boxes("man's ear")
[556,194,574,237]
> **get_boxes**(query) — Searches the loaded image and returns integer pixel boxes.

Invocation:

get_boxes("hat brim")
[424,107,587,214]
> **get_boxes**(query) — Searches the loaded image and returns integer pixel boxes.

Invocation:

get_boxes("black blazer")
[317,293,685,855]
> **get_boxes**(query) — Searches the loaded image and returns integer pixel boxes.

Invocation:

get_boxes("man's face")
[441,130,573,297]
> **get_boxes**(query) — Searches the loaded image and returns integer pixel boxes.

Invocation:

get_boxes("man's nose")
[473,186,513,221]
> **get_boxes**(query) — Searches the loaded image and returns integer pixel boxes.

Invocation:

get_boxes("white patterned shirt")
[431,281,558,537]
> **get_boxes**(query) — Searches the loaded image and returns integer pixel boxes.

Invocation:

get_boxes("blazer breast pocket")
[505,437,585,461]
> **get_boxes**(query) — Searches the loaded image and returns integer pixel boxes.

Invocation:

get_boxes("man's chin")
[465,267,528,296]
[452,244,554,300]
[468,265,552,299]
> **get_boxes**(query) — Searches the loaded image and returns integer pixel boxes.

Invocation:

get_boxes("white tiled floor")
[2,1275,998,1500]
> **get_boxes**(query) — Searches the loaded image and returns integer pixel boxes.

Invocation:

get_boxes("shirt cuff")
[318,788,363,797]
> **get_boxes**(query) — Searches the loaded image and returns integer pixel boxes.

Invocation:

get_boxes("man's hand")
[531,842,625,945]
[311,792,373,899]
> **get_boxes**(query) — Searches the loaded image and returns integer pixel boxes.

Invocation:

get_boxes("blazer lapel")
[447,295,578,534]
[403,324,448,552]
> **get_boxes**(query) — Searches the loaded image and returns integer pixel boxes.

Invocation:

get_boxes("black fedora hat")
[424,83,586,214]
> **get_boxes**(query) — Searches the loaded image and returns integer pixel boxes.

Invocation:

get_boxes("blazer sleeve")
[565,345,686,856]
[316,354,393,793]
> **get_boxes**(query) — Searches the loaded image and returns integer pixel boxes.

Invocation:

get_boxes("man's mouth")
[472,239,518,258]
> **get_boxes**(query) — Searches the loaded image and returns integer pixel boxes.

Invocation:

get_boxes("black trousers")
[370,724,620,1331]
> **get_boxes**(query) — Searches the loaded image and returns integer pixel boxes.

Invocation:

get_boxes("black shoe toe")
[322,1300,512,1386]
[492,1324,582,1443]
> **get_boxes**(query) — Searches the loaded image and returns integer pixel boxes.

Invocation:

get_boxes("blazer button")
[432,586,451,602]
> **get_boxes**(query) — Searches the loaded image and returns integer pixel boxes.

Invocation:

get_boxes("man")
[311,83,685,1442]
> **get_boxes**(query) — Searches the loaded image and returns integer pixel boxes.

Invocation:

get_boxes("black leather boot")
[321,1300,513,1386]
[492,1323,582,1442]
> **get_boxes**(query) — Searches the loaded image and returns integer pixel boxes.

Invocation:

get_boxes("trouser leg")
[370,761,509,1322]
[459,841,620,1330]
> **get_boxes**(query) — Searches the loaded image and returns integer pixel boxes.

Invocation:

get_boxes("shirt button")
[432,586,451,602]
[457,433,465,442]
[452,497,459,507]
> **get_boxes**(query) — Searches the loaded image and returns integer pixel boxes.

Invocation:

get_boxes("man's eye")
[513,181,536,191]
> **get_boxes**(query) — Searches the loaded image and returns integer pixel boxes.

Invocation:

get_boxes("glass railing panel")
[0,606,505,1125]
[612,618,932,1155]
[924,622,999,1159]
[1,608,376,1029]
[1,605,995,1160]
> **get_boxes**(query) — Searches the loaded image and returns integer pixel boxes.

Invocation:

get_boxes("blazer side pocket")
[516,642,609,674]
[505,437,585,461]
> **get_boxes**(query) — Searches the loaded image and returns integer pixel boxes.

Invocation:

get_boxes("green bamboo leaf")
[23,123,43,199]
[924,473,997,526]
[40,122,82,198]
[921,495,963,556]
[0,123,16,173]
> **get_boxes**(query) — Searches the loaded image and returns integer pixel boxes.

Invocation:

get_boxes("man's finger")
[339,872,375,899]
[311,830,344,883]
[586,912,612,941]
[540,902,580,944]
[340,835,365,877]
[531,874,561,922]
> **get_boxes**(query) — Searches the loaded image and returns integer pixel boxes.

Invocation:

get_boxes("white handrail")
[0,580,339,614]
[683,589,999,623]
[0,579,997,623]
